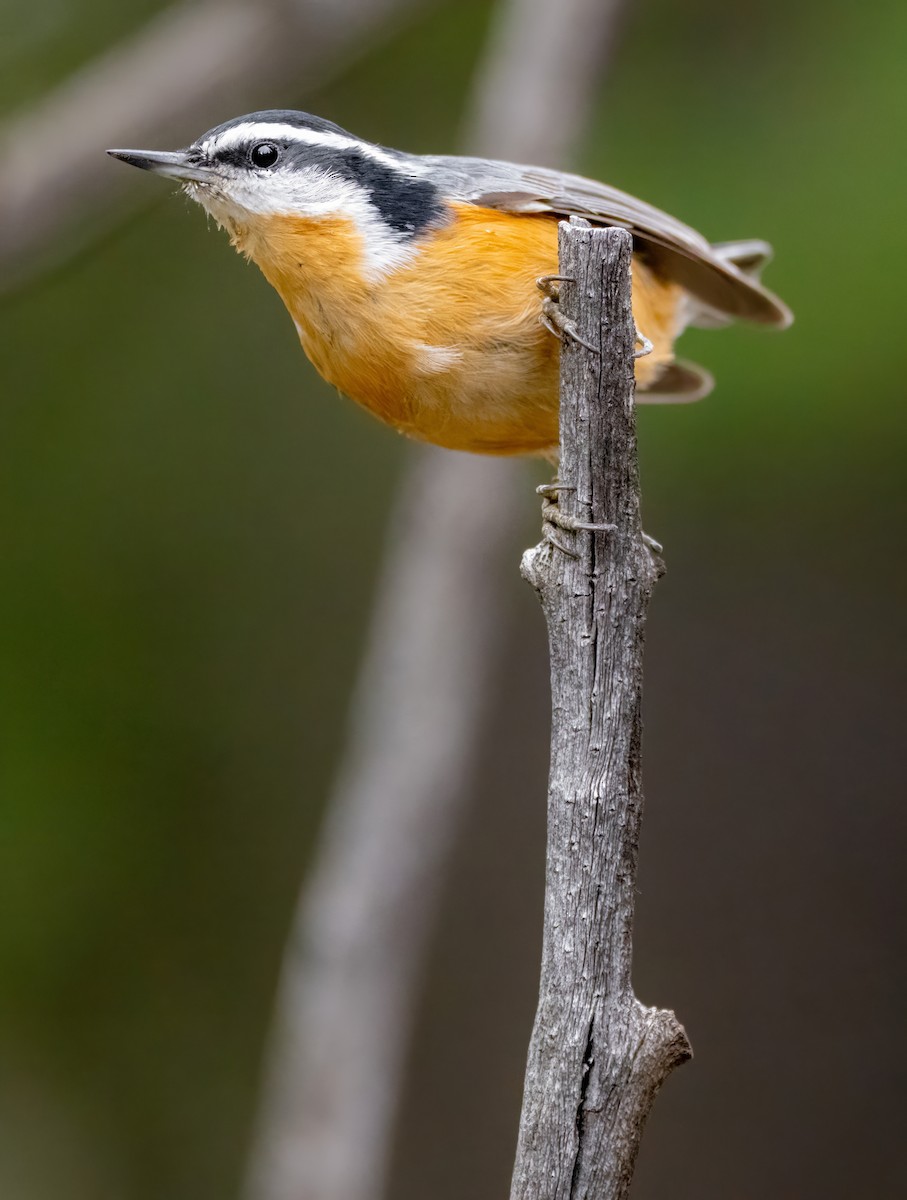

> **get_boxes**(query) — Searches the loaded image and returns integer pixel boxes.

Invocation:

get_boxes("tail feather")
[711,238,774,279]
[683,239,791,330]
[637,359,714,404]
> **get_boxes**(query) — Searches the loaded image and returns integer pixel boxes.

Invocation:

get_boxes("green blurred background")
[1,0,904,1196]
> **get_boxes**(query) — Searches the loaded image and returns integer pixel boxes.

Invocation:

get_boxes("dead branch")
[510,223,691,1200]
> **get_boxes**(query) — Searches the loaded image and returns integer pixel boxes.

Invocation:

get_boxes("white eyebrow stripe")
[204,122,422,174]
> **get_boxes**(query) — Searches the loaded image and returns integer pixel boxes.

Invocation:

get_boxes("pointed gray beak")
[106,148,214,183]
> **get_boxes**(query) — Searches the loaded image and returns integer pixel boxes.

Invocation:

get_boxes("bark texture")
[511,223,691,1200]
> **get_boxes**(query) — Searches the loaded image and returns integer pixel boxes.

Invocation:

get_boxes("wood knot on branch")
[510,224,691,1200]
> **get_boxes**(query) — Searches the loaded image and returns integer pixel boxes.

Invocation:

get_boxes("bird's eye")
[250,142,279,169]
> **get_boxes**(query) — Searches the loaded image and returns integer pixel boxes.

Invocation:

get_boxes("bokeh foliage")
[1,1,904,1197]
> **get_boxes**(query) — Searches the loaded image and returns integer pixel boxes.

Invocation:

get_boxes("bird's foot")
[536,275,600,354]
[537,276,653,361]
[537,483,664,559]
[537,481,616,556]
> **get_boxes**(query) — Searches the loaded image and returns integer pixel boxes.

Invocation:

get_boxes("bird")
[108,110,791,458]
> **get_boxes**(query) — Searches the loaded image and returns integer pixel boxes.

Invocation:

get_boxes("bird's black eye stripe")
[250,142,280,169]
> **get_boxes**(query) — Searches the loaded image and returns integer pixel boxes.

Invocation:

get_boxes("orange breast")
[233,203,682,456]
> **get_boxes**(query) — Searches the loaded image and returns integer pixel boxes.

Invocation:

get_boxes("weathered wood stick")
[511,222,692,1200]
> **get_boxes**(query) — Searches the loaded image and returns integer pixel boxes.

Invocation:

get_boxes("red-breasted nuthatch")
[109,110,791,456]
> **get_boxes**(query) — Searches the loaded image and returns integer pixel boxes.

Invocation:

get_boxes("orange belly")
[234,203,683,455]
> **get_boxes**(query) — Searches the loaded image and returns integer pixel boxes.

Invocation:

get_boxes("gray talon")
[539,479,617,555]
[540,297,600,353]
[544,528,579,558]
[537,276,600,354]
[634,330,654,359]
[536,274,574,297]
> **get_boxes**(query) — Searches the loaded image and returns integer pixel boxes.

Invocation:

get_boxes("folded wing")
[419,155,792,329]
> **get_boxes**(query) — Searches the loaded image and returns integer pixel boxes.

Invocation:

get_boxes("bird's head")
[108,110,446,277]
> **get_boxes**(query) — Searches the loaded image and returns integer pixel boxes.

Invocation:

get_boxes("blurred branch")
[512,223,691,1200]
[244,3,628,1200]
[245,451,526,1200]
[466,0,625,163]
[0,0,439,294]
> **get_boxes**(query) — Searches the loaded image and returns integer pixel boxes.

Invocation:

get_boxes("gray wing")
[417,154,792,329]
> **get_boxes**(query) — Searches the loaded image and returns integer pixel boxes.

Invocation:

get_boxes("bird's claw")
[537,482,616,555]
[634,331,654,359]
[536,276,600,354]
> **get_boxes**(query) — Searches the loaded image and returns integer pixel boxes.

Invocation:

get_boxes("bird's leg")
[538,278,655,362]
[536,282,660,555]
[537,481,664,560]
[536,481,616,556]
[536,275,600,354]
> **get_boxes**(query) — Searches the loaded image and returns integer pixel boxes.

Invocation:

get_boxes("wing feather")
[418,155,792,328]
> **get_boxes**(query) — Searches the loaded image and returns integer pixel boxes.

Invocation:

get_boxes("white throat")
[186,167,418,281]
